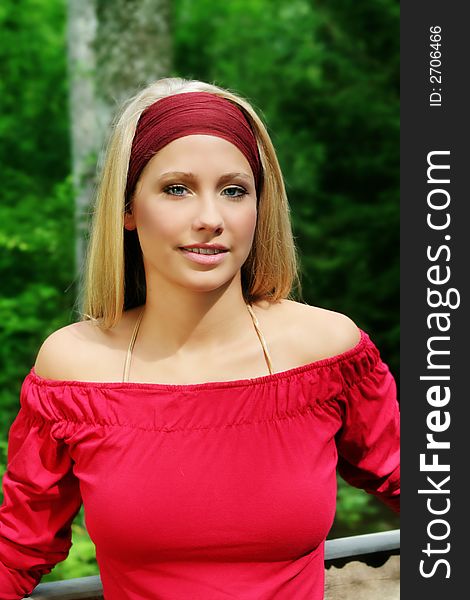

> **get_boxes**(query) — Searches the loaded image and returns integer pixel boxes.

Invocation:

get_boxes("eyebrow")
[157,171,254,184]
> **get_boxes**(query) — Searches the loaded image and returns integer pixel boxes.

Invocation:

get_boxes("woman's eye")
[222,186,247,198]
[162,185,247,198]
[163,185,187,196]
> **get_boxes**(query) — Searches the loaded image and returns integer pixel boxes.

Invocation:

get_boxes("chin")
[177,272,240,294]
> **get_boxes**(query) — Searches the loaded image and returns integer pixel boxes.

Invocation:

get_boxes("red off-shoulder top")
[0,329,400,599]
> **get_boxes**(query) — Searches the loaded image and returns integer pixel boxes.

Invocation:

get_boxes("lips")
[179,246,229,265]
[182,247,227,255]
[180,244,228,253]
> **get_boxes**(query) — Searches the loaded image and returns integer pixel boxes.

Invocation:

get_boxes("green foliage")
[0,0,70,191]
[0,176,77,437]
[0,0,75,427]
[0,0,76,486]
[330,476,399,538]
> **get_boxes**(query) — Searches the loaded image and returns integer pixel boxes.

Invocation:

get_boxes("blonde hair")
[82,77,301,328]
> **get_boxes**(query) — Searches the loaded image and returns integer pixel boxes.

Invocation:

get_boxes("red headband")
[125,91,262,203]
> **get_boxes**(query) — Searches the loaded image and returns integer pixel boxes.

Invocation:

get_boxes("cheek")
[238,206,258,243]
[136,203,178,243]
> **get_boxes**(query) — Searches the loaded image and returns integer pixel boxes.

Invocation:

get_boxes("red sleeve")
[0,379,82,599]
[335,356,400,513]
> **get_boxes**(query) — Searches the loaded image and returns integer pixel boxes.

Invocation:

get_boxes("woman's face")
[125,134,258,296]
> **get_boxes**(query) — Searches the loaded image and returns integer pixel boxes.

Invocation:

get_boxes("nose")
[192,195,224,236]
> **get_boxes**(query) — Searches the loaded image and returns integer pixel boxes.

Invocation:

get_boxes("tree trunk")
[67,0,172,299]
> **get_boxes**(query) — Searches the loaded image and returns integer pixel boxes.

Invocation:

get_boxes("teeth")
[185,248,224,254]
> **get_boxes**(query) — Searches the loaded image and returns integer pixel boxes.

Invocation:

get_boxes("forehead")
[145,134,254,177]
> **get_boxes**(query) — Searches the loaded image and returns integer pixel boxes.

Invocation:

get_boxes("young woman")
[0,77,400,599]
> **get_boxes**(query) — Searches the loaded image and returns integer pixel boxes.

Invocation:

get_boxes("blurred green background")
[0,0,399,583]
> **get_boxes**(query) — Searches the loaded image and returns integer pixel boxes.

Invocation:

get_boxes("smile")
[183,248,226,254]
[179,247,229,265]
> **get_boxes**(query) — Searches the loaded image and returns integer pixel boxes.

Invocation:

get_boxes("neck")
[137,276,251,354]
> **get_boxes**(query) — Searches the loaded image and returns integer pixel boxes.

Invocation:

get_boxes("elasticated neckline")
[29,328,369,391]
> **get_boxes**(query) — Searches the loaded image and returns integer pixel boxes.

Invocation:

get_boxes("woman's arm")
[335,344,400,513]
[0,375,82,599]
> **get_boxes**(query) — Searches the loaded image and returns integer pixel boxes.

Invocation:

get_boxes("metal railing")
[27,529,400,599]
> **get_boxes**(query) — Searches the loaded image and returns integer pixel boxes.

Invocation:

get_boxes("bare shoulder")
[34,320,107,381]
[34,308,141,381]
[289,300,361,352]
[255,299,361,367]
